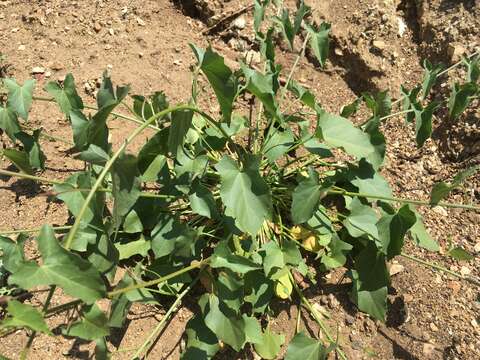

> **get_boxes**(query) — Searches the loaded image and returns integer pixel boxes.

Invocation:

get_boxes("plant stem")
[107,258,209,298]
[0,225,71,236]
[328,187,480,211]
[290,273,347,360]
[0,169,177,200]
[401,252,480,286]
[131,275,200,359]
[379,109,413,121]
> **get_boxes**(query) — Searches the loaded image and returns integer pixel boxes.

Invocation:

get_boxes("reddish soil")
[0,0,479,359]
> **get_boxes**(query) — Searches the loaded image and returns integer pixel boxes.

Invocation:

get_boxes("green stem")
[107,258,209,298]
[131,275,200,359]
[45,299,82,316]
[400,252,480,286]
[0,169,177,200]
[328,187,480,211]
[379,109,413,121]
[290,273,347,360]
[0,225,71,236]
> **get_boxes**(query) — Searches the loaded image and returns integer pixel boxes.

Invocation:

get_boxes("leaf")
[321,235,352,269]
[350,159,392,198]
[190,45,237,123]
[244,271,274,314]
[421,60,443,100]
[412,100,440,147]
[273,9,295,50]
[262,241,285,277]
[9,225,106,303]
[288,80,320,112]
[0,300,51,335]
[111,154,141,228]
[343,197,379,239]
[448,82,478,119]
[63,304,109,340]
[254,328,285,359]
[293,0,311,35]
[448,247,474,261]
[340,97,362,118]
[115,237,151,260]
[204,294,246,351]
[137,128,169,181]
[400,85,421,123]
[183,314,220,359]
[291,169,324,224]
[242,65,280,120]
[316,111,375,160]
[15,130,46,170]
[0,105,21,141]
[216,155,272,236]
[2,149,33,174]
[44,73,83,114]
[168,109,193,155]
[70,109,89,150]
[77,144,110,165]
[189,180,218,219]
[363,91,391,118]
[306,22,331,67]
[284,332,328,360]
[3,78,35,120]
[95,337,111,360]
[263,127,294,162]
[351,243,389,321]
[376,205,416,259]
[430,165,479,205]
[0,234,27,273]
[210,242,261,274]
[464,55,480,83]
[151,214,199,259]
[254,0,270,34]
[274,271,292,299]
[408,206,439,251]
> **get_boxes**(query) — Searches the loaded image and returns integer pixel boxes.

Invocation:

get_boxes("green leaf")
[254,0,270,34]
[111,154,141,228]
[151,214,199,259]
[44,73,83,114]
[264,127,294,162]
[316,111,375,160]
[189,180,218,219]
[9,225,106,303]
[376,205,416,259]
[412,100,440,147]
[3,78,35,120]
[421,60,443,100]
[363,91,391,118]
[15,130,46,170]
[351,243,389,321]
[340,97,362,118]
[183,314,220,359]
[216,155,272,236]
[244,271,274,314]
[262,241,285,277]
[287,80,320,112]
[321,235,352,269]
[285,332,328,360]
[293,0,311,35]
[273,9,295,50]
[0,300,51,335]
[464,55,479,83]
[400,85,421,123]
[70,109,89,150]
[2,149,33,174]
[204,294,246,351]
[77,144,110,165]
[190,45,237,123]
[115,237,151,260]
[343,197,379,239]
[168,109,193,155]
[95,337,111,360]
[137,128,169,181]
[254,328,285,359]
[408,206,439,251]
[62,304,109,340]
[430,165,479,205]
[447,247,474,261]
[210,242,261,274]
[0,234,27,273]
[448,82,478,119]
[291,169,324,224]
[0,106,21,141]
[306,22,331,67]
[242,65,280,120]
[350,159,392,198]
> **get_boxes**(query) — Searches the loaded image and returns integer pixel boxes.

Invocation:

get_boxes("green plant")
[0,1,479,359]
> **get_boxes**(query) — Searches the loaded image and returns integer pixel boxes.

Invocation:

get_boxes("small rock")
[473,242,480,253]
[11,27,19,33]
[245,50,261,65]
[233,16,246,30]
[136,17,146,26]
[173,59,182,66]
[45,71,51,78]
[334,47,344,56]
[460,266,471,276]
[84,82,93,93]
[138,52,144,58]
[50,62,64,71]
[472,318,479,328]
[403,293,414,303]
[397,17,407,37]
[372,40,386,51]
[93,22,102,32]
[429,322,438,332]
[389,263,404,276]
[432,206,448,217]
[448,44,466,62]
[327,294,339,309]
[423,343,435,356]
[447,281,461,295]
[18,44,25,51]
[108,28,114,36]
[31,66,45,74]
[345,315,355,325]
[351,340,363,350]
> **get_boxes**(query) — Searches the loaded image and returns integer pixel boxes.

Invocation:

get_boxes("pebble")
[472,318,479,328]
[233,16,246,30]
[372,40,386,51]
[460,266,471,276]
[327,294,339,309]
[245,50,261,65]
[397,17,407,37]
[108,28,114,36]
[18,44,25,51]
[429,322,439,332]
[31,66,45,74]
[93,22,102,32]
[173,59,182,66]
[389,263,404,276]
[473,242,480,253]
[345,314,355,325]
[432,206,448,217]
[136,17,146,26]
[448,44,466,62]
